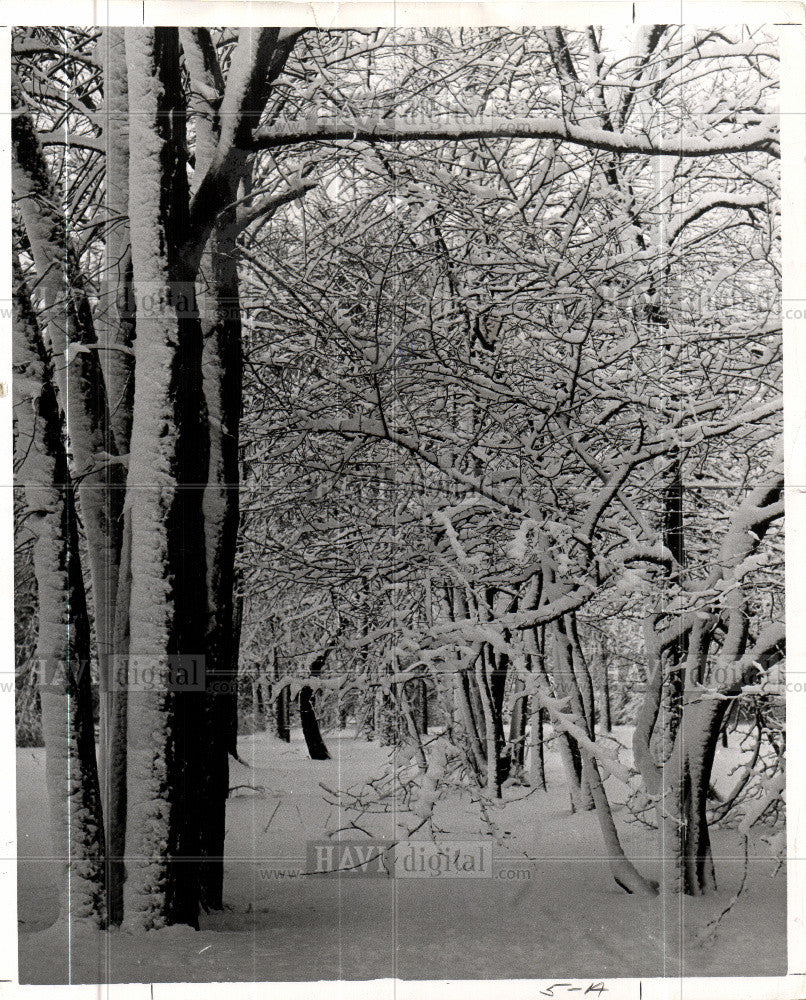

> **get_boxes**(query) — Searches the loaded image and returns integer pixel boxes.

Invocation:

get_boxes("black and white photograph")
[5,7,801,991]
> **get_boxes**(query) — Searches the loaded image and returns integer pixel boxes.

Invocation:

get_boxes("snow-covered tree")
[12,24,781,933]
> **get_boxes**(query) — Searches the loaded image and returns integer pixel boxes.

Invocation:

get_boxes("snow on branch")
[252,116,779,159]
[669,192,768,243]
[37,130,104,152]
[230,177,318,234]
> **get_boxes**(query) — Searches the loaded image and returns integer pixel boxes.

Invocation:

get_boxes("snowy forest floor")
[17,726,785,984]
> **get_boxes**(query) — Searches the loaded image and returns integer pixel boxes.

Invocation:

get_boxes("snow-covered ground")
[17,727,785,984]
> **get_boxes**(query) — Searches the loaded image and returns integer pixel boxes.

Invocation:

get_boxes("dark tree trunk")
[529,705,546,791]
[196,192,243,910]
[527,632,547,790]
[508,689,528,777]
[377,689,398,746]
[490,648,511,782]
[338,697,350,730]
[300,649,331,760]
[600,645,612,733]
[275,649,291,743]
[682,699,727,894]
[410,678,429,734]
[466,669,487,751]
[420,679,429,734]
[254,678,266,726]
[99,31,135,924]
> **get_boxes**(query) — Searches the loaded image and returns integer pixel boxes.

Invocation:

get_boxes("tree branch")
[252,116,779,159]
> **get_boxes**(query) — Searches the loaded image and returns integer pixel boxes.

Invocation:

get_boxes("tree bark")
[122,27,209,930]
[12,85,126,823]
[99,27,136,923]
[13,260,107,925]
[197,214,242,910]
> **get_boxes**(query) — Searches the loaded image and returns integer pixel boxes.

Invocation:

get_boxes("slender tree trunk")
[475,647,501,797]
[550,619,594,812]
[300,649,331,760]
[12,85,126,803]
[376,680,398,747]
[598,642,612,733]
[409,678,428,734]
[568,617,596,805]
[553,621,656,896]
[508,685,528,778]
[13,261,107,925]
[108,515,131,923]
[526,628,547,789]
[454,668,485,780]
[420,679,429,734]
[274,648,291,742]
[529,704,546,791]
[12,82,128,889]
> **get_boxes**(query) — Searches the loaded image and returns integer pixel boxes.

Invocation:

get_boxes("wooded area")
[11,24,784,980]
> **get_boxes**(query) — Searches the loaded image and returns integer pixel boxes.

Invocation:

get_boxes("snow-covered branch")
[252,116,779,159]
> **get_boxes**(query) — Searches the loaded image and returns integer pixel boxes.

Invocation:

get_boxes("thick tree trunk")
[99,27,136,924]
[569,617,596,733]
[180,25,243,915]
[466,671,487,750]
[657,739,687,895]
[122,27,209,931]
[556,731,586,812]
[655,453,687,765]
[13,261,107,925]
[197,215,242,911]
